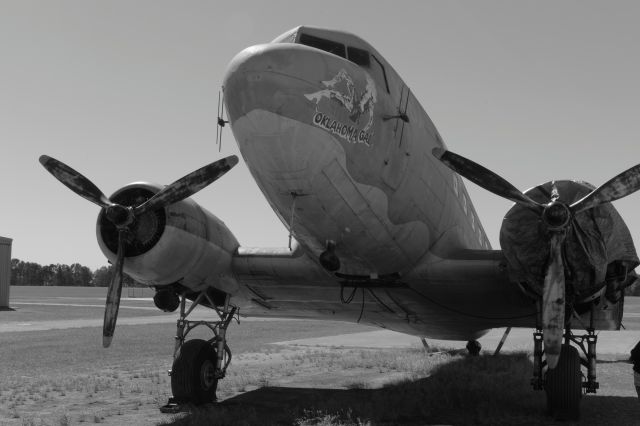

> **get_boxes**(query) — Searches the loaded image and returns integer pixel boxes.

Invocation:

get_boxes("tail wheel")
[171,339,218,404]
[545,344,582,420]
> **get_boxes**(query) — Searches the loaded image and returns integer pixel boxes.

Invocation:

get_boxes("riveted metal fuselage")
[224,28,490,278]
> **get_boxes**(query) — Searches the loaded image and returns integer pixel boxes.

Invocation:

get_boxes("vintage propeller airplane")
[40,26,640,419]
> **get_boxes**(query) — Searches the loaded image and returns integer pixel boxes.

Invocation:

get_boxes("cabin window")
[347,46,370,67]
[299,33,346,58]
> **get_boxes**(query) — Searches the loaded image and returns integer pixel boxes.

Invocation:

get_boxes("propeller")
[432,148,544,213]
[541,232,565,368]
[432,148,640,368]
[570,163,640,213]
[103,228,126,348]
[39,154,239,347]
[38,156,114,209]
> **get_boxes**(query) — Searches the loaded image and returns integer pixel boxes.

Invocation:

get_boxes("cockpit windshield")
[294,30,389,93]
[299,33,346,58]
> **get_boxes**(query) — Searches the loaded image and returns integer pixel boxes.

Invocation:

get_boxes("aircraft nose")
[224,42,329,86]
[224,43,292,80]
[222,43,335,126]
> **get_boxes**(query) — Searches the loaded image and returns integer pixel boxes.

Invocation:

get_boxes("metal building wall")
[0,236,12,308]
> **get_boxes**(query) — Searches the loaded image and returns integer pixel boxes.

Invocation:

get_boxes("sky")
[2,1,640,270]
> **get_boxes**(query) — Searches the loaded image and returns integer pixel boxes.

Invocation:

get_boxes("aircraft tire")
[171,339,218,404]
[544,344,582,421]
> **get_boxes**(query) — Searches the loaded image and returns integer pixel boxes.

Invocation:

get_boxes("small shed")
[0,236,12,308]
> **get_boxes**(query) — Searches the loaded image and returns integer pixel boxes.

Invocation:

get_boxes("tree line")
[10,258,140,287]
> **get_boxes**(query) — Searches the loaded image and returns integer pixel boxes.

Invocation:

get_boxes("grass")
[0,317,372,425]
[9,285,154,299]
[3,342,640,426]
[3,303,169,326]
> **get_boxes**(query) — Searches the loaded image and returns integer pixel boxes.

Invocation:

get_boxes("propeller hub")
[105,205,134,228]
[99,186,166,258]
[542,202,571,230]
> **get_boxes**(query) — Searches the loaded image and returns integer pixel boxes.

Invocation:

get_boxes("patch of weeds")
[158,404,261,426]
[258,376,270,388]
[58,413,70,426]
[20,417,36,426]
[295,409,371,426]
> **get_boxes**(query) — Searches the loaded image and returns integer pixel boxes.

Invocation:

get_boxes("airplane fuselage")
[224,26,490,277]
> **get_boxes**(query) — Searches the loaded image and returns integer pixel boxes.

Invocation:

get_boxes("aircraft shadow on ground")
[159,353,640,425]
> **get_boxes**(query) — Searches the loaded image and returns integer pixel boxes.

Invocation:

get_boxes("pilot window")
[347,46,370,67]
[299,34,346,58]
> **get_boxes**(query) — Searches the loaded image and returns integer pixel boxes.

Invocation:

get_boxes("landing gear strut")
[531,318,599,420]
[161,291,237,411]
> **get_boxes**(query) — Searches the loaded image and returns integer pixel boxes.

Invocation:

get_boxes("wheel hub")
[200,359,217,389]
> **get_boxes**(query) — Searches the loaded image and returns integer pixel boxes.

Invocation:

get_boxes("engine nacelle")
[96,182,240,294]
[500,179,639,305]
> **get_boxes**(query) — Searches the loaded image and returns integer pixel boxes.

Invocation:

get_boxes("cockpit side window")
[347,46,370,67]
[299,33,346,58]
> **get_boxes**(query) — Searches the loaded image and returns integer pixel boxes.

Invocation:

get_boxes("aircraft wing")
[231,245,538,340]
[232,245,630,339]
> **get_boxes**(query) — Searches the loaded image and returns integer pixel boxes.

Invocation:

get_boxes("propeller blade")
[570,163,640,213]
[432,148,544,213]
[542,233,566,369]
[134,155,239,215]
[103,228,126,348]
[39,155,113,208]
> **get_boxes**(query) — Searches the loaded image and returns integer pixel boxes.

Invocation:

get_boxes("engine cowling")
[96,182,240,294]
[500,179,639,305]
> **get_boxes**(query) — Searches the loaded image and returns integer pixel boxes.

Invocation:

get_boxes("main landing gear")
[161,291,237,412]
[466,340,482,356]
[531,325,598,421]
